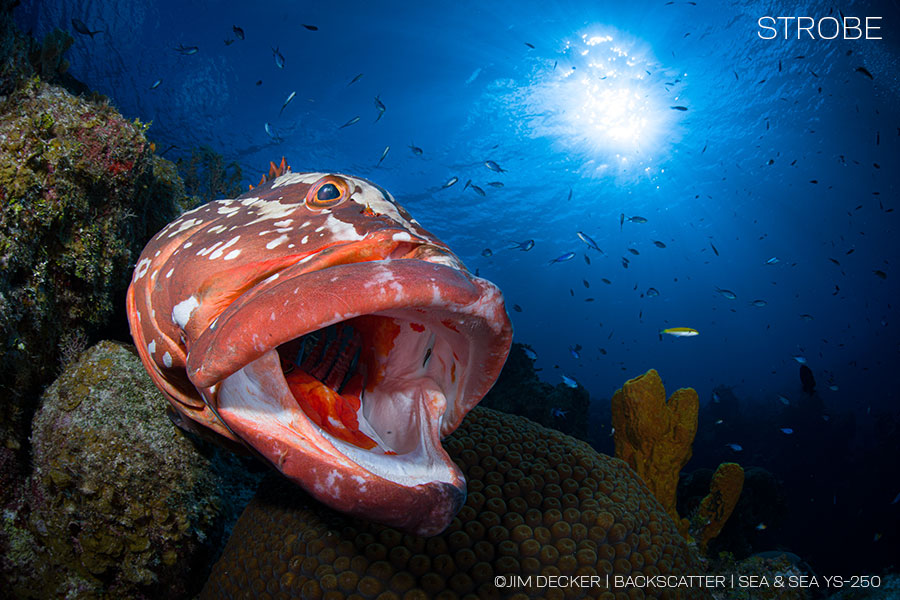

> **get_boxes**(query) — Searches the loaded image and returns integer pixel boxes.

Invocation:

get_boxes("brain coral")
[203,407,710,600]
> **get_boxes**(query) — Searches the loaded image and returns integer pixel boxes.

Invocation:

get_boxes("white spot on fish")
[224,249,241,260]
[183,241,193,248]
[392,232,412,242]
[172,296,199,328]
[301,235,308,244]
[198,241,223,256]
[134,258,151,280]
[210,235,241,259]
[147,340,156,354]
[217,205,241,216]
[207,225,227,235]
[162,351,173,368]
[166,217,203,237]
[266,234,288,249]
[274,219,293,227]
[166,268,174,278]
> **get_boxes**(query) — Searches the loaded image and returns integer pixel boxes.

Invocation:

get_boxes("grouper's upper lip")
[185,254,497,391]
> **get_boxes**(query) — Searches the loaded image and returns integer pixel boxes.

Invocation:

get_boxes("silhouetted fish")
[800,365,816,395]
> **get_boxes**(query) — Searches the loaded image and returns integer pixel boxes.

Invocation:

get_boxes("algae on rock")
[0,341,261,599]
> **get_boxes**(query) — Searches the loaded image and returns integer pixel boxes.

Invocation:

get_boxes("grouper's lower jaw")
[214,346,466,535]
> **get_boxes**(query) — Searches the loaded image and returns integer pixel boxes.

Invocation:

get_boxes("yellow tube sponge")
[611,369,698,535]
[695,462,745,553]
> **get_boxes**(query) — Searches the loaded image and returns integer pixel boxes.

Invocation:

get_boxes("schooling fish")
[549,252,576,264]
[126,166,512,536]
[409,144,424,156]
[71,18,102,37]
[175,44,199,55]
[150,79,162,90]
[653,240,666,248]
[627,216,648,224]
[576,231,602,252]
[561,375,578,388]
[376,145,390,168]
[508,239,534,251]
[715,287,737,300]
[264,122,281,142]
[273,47,285,69]
[347,73,364,86]
[374,95,386,122]
[726,443,743,452]
[339,116,361,129]
[232,25,245,40]
[441,176,458,189]
[484,160,505,173]
[279,91,296,116]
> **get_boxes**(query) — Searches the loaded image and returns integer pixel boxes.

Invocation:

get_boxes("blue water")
[16,0,900,574]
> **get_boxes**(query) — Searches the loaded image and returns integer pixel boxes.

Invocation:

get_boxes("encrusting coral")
[611,369,698,536]
[692,462,744,553]
[202,406,711,600]
[0,341,261,599]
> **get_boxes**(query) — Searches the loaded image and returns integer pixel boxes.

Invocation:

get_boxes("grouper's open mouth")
[184,244,512,534]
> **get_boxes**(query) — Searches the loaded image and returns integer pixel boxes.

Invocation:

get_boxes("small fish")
[750,299,768,307]
[272,47,285,69]
[487,181,504,188]
[726,443,743,452]
[778,395,790,406]
[175,44,199,55]
[855,66,874,80]
[829,385,839,391]
[713,392,720,403]
[715,419,724,425]
[659,327,699,338]
[232,25,245,40]
[525,42,535,49]
[481,248,493,257]
[873,270,887,280]
[627,216,648,224]
[523,347,538,361]
[463,179,471,191]
[670,105,688,111]
[765,257,780,265]
[799,314,814,321]
[347,73,364,87]
[374,95,386,122]
[755,523,767,531]
[792,355,807,365]
[441,176,459,189]
[549,252,576,264]
[710,242,719,256]
[780,428,794,435]
[646,287,660,297]
[569,345,580,359]
[567,188,573,202]
[224,39,234,46]
[561,375,578,388]
[71,18,102,38]
[627,248,640,256]
[409,144,424,156]
[150,79,162,90]
[715,287,737,300]
[551,408,568,418]
[621,257,629,269]
[302,24,319,31]
[582,279,590,288]
[256,80,263,86]
[376,145,390,167]
[513,304,523,313]
[279,91,296,116]
[583,254,591,265]
[339,116,361,129]
[619,213,625,231]
[576,231,602,252]
[601,278,611,285]
[470,184,486,197]
[508,239,534,251]
[264,122,281,142]
[485,160,505,173]
[653,240,666,248]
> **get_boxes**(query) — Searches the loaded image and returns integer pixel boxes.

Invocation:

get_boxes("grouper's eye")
[307,175,349,209]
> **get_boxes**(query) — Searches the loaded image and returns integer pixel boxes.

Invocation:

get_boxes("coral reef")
[0,341,262,599]
[480,342,590,441]
[203,406,710,600]
[177,144,244,204]
[27,28,73,82]
[691,463,744,553]
[0,78,193,450]
[706,552,810,600]
[678,466,786,559]
[611,369,698,536]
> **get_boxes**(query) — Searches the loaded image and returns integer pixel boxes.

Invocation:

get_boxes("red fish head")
[126,171,512,535]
